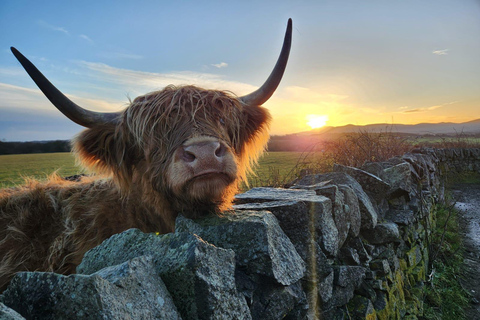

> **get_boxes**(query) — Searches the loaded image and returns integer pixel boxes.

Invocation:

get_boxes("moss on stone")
[347,295,377,319]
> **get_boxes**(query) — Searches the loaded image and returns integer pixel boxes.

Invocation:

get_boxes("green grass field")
[0,152,314,189]
[0,153,86,188]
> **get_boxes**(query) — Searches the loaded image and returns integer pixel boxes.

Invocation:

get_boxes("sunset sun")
[306,115,329,129]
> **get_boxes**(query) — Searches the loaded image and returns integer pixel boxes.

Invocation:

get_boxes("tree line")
[0,137,315,155]
[0,140,71,155]
[0,137,304,155]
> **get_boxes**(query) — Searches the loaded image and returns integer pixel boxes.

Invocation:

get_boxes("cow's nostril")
[182,150,196,162]
[215,144,226,157]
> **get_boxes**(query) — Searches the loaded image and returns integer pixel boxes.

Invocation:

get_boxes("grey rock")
[175,210,305,286]
[77,229,162,273]
[356,281,377,301]
[292,173,378,230]
[0,303,25,320]
[389,255,401,272]
[249,281,308,320]
[174,211,309,319]
[362,222,401,245]
[339,247,361,265]
[347,295,375,319]
[1,256,181,320]
[361,161,386,177]
[336,266,366,288]
[318,270,335,303]
[369,259,392,276]
[347,237,372,264]
[407,246,423,268]
[370,245,396,261]
[234,187,340,257]
[373,290,388,311]
[234,271,308,319]
[382,162,413,195]
[235,187,318,203]
[333,163,391,202]
[233,197,335,311]
[362,160,413,197]
[314,185,349,248]
[78,229,250,320]
[338,184,361,237]
[321,306,349,320]
[386,209,416,225]
[326,266,366,309]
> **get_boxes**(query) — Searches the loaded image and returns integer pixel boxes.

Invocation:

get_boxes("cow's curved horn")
[239,18,292,106]
[11,47,120,128]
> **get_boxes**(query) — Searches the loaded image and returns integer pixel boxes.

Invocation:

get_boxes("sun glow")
[306,115,329,129]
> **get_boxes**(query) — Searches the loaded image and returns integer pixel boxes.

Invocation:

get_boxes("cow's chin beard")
[174,173,237,219]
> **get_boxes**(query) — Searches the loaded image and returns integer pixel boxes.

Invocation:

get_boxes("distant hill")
[302,119,480,136]
[268,119,480,151]
[2,120,479,154]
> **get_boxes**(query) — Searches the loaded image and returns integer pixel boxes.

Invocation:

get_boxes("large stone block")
[248,280,308,320]
[175,210,305,286]
[362,222,401,245]
[1,256,180,320]
[77,229,250,320]
[386,209,416,226]
[235,187,340,257]
[382,162,413,195]
[325,266,366,309]
[333,164,391,203]
[314,185,349,248]
[292,172,378,230]
[363,160,413,197]
[338,184,361,237]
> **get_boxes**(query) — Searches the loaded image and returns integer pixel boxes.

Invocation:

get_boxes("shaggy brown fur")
[0,85,271,291]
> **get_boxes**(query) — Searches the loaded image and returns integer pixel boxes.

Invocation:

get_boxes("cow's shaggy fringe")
[0,85,271,291]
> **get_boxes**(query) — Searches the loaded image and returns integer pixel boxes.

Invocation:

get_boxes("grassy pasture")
[0,153,86,188]
[3,131,479,190]
[0,151,314,189]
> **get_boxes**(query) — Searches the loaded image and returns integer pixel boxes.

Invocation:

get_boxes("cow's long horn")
[11,47,120,128]
[239,18,292,106]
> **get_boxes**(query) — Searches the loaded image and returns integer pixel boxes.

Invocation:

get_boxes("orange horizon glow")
[265,95,479,136]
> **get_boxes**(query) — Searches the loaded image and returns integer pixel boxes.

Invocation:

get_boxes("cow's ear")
[242,104,272,140]
[72,125,137,188]
[234,104,271,182]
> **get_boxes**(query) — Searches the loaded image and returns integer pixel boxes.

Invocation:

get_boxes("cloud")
[38,20,70,35]
[211,62,228,69]
[75,60,256,97]
[403,108,422,113]
[0,60,259,115]
[0,82,125,114]
[432,49,449,55]
[79,34,94,43]
[0,67,26,77]
[0,83,53,112]
[402,101,458,113]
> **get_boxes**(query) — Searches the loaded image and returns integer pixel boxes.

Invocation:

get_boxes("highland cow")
[0,19,292,291]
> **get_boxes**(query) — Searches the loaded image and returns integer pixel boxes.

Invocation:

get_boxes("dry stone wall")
[1,148,479,319]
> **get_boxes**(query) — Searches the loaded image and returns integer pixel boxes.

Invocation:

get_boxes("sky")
[1,0,479,141]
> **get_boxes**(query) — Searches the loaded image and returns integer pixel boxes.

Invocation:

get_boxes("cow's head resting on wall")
[11,19,292,217]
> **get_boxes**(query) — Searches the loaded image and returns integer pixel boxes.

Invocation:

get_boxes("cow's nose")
[180,141,227,173]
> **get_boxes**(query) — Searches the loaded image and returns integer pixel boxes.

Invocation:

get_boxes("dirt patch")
[451,183,480,319]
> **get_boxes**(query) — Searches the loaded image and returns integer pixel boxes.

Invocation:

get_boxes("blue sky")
[1,0,479,141]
